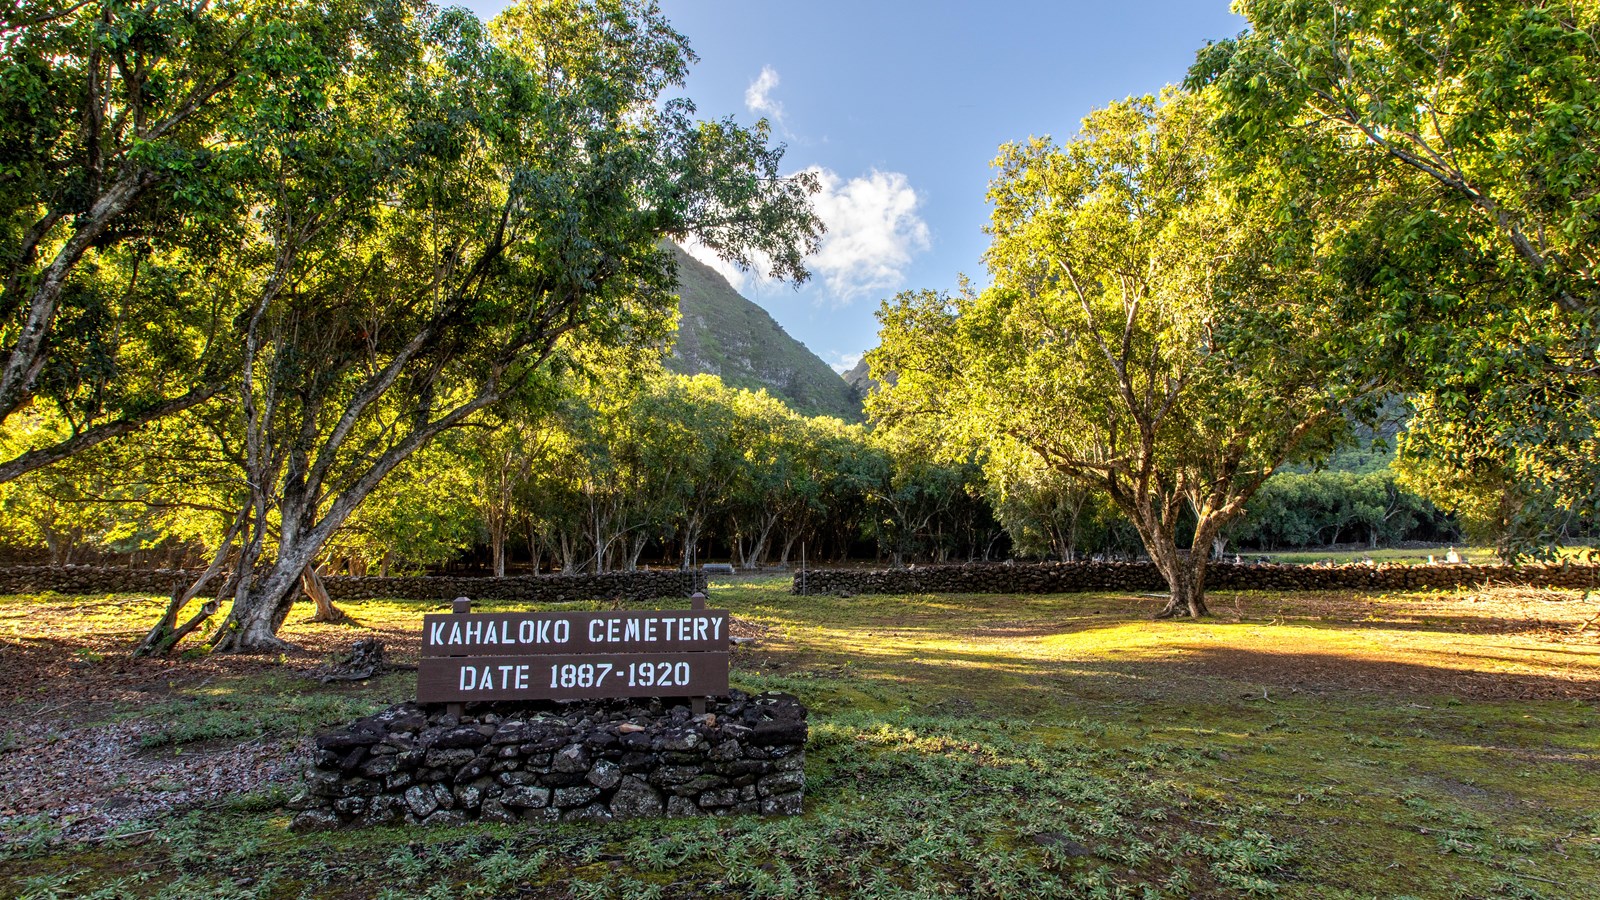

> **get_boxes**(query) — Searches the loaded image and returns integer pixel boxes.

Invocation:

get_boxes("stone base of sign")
[287,690,807,830]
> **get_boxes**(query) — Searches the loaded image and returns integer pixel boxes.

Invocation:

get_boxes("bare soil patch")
[0,598,419,843]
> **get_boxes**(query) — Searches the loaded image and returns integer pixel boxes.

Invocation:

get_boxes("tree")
[323,438,478,577]
[1394,403,1573,561]
[861,426,987,567]
[724,388,803,569]
[136,0,819,653]
[0,0,395,484]
[870,92,1364,617]
[1191,0,1600,556]
[984,440,1097,562]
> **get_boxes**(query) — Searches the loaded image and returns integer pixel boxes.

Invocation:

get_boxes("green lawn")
[2,578,1598,898]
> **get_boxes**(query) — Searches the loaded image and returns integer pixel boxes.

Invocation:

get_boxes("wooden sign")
[418,652,729,702]
[419,609,730,656]
[417,604,730,704]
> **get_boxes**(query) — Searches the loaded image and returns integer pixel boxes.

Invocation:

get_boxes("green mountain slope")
[666,244,863,422]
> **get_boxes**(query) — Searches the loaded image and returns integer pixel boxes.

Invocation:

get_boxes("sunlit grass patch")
[1255,544,1595,565]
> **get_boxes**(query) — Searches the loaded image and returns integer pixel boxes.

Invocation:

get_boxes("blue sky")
[458,1,1247,372]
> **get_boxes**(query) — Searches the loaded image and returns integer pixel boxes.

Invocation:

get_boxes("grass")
[2,578,1598,898]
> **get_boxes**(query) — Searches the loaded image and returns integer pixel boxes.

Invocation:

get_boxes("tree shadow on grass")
[756,629,1600,705]
[1138,644,1600,701]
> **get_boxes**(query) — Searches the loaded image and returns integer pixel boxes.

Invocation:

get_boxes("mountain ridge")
[666,244,864,422]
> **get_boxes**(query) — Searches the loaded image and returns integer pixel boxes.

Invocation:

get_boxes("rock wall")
[794,560,1600,596]
[288,691,807,829]
[0,566,703,603]
[320,570,704,603]
[0,565,189,596]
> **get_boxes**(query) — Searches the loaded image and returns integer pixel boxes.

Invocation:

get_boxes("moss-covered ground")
[1,578,1598,898]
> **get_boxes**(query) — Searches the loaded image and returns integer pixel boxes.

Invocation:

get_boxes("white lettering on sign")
[574,615,727,644]
[427,613,724,650]
[457,663,533,692]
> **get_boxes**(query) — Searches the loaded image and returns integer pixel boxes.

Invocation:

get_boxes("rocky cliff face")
[841,356,876,398]
[665,245,863,422]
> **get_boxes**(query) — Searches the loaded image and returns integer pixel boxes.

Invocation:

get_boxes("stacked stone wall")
[0,566,701,603]
[0,565,189,596]
[289,691,806,829]
[320,570,703,603]
[795,561,1600,596]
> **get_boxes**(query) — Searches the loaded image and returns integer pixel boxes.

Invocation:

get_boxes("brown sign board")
[416,608,731,704]
[420,610,730,657]
[418,652,729,703]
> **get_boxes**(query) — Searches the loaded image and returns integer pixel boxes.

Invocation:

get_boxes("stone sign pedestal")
[289,690,807,830]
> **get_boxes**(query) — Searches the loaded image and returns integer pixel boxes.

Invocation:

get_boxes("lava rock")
[403,784,439,818]
[291,809,343,832]
[609,776,665,819]
[586,760,621,790]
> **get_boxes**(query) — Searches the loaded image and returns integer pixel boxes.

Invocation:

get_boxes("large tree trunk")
[626,532,648,571]
[680,517,704,569]
[1151,550,1210,619]
[0,174,151,428]
[211,561,304,653]
[1137,517,1212,620]
[491,530,507,577]
[778,530,801,566]
[133,511,247,657]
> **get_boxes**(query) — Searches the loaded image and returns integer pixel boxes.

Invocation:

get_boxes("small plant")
[16,870,78,900]
[0,814,61,861]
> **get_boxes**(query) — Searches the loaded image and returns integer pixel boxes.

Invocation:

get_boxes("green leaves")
[872,89,1367,608]
[1196,0,1600,557]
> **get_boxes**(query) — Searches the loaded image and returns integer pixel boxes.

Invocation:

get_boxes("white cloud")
[682,167,930,306]
[805,167,930,303]
[680,237,751,291]
[827,351,863,374]
[744,65,784,125]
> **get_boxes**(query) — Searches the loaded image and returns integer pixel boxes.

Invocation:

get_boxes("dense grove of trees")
[2,0,1594,646]
[866,0,1599,613]
[3,0,823,651]
[870,92,1379,617]
[0,367,1463,572]
[0,367,1009,571]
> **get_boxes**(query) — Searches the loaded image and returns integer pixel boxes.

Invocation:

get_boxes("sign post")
[445,596,471,719]
[417,599,730,707]
[689,591,707,716]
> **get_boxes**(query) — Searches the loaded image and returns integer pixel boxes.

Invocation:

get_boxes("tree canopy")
[0,0,414,484]
[1191,0,1600,557]
[869,92,1370,616]
[118,0,823,653]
